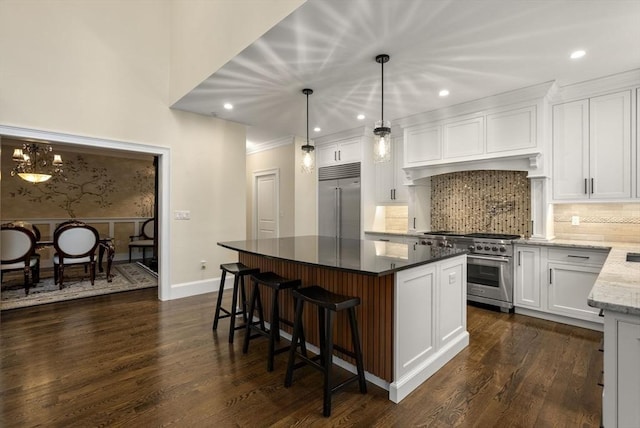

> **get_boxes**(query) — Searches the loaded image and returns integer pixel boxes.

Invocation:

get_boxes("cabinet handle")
[390,189,393,200]
[549,268,553,284]
[413,217,416,229]
[338,150,341,161]
[584,178,588,195]
[393,189,396,200]
[334,151,337,161]
[568,255,590,260]
[590,178,594,194]
[378,238,390,242]
[518,251,522,266]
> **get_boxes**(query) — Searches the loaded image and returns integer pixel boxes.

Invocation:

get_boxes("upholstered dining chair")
[53,221,100,289]
[128,218,155,263]
[1,223,39,295]
[12,221,41,283]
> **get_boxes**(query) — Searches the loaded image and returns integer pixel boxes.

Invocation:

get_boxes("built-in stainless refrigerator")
[318,162,361,240]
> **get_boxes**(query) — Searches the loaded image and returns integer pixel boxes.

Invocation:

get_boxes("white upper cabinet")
[486,105,536,153]
[443,116,484,159]
[375,137,409,203]
[317,137,361,167]
[403,100,540,170]
[553,90,632,200]
[404,123,441,166]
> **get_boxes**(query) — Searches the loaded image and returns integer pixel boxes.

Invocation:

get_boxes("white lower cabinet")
[514,245,541,309]
[514,244,608,327]
[392,255,468,402]
[603,310,640,428]
[547,263,601,322]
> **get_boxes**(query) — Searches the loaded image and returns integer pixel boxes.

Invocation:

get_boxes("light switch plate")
[571,215,580,226]
[175,210,191,220]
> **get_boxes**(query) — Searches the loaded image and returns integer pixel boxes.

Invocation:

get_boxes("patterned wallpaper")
[2,139,155,220]
[430,170,531,236]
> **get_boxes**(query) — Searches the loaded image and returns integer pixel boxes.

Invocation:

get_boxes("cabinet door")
[486,105,537,153]
[589,90,632,199]
[547,263,602,322]
[443,116,484,159]
[336,138,361,164]
[408,184,430,232]
[375,151,395,203]
[616,319,640,427]
[395,264,436,379]
[514,246,541,309]
[553,100,590,200]
[317,143,338,167]
[404,124,441,166]
[437,257,466,349]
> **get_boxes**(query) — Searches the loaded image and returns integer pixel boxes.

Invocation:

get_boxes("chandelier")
[301,88,315,173]
[11,143,63,183]
[373,54,391,163]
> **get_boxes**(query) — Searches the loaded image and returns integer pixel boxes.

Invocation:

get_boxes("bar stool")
[243,271,302,372]
[212,262,259,343]
[284,285,367,417]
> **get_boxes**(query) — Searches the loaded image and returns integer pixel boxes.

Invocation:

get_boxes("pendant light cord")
[306,91,309,143]
[381,59,384,123]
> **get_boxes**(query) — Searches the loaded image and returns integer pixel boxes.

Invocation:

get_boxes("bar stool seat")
[212,262,260,343]
[243,271,302,372]
[285,285,367,417]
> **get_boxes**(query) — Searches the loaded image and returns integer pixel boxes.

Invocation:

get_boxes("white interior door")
[254,170,279,239]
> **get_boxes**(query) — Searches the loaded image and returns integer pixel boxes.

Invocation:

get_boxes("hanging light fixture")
[11,142,63,183]
[373,54,391,163]
[301,88,315,174]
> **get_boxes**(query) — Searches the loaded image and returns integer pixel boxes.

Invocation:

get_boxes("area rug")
[1,263,158,311]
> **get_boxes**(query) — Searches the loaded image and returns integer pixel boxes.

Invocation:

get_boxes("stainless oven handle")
[468,254,511,263]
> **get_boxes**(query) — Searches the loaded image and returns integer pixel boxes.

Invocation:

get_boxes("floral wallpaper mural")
[2,139,155,220]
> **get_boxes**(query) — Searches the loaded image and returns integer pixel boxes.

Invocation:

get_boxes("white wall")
[169,0,305,105]
[0,0,296,298]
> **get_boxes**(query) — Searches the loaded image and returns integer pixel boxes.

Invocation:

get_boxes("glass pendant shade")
[301,145,314,174]
[373,120,391,163]
[373,54,391,163]
[300,88,315,173]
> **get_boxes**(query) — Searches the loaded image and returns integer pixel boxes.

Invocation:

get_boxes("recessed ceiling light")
[314,127,321,132]
[357,114,365,120]
[439,89,450,97]
[223,103,233,110]
[570,50,586,59]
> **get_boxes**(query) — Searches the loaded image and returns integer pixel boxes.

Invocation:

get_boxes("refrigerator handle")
[336,187,342,238]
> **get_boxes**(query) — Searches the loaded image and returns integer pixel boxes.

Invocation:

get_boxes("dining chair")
[53,221,100,288]
[128,218,155,263]
[1,223,39,295]
[12,221,41,283]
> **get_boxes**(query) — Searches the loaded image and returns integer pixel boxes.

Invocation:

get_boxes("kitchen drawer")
[547,247,609,267]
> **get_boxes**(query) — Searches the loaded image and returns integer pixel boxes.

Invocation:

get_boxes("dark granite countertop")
[218,235,467,276]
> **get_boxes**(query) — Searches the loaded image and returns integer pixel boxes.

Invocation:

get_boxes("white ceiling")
[171,0,640,150]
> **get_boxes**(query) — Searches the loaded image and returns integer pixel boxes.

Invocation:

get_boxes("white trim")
[252,168,280,239]
[550,68,640,104]
[0,124,171,301]
[246,135,294,155]
[514,306,604,331]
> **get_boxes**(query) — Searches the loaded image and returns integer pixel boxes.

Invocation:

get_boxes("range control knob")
[427,241,433,246]
[484,246,491,251]
[468,245,475,251]
[492,246,498,252]
[476,245,483,250]
[499,247,507,252]
[447,243,453,248]
[438,242,445,247]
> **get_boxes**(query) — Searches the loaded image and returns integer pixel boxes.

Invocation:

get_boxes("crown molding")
[246,135,294,154]
[549,68,640,104]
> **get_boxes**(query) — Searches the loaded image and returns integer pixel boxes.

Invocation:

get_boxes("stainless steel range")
[421,231,520,312]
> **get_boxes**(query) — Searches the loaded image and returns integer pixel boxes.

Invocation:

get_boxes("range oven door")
[467,254,513,308]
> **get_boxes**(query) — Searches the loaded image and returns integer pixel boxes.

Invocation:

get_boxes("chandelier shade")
[301,88,315,174]
[11,143,63,183]
[373,54,391,163]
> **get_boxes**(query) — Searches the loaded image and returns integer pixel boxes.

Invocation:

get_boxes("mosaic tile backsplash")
[431,170,531,236]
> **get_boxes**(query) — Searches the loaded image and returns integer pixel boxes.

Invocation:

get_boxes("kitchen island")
[218,235,469,402]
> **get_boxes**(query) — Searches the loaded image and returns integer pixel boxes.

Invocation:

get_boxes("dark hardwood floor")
[0,288,602,427]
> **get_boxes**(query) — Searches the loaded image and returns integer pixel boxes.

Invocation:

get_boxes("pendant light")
[373,54,391,163]
[301,88,315,173]
[11,142,63,183]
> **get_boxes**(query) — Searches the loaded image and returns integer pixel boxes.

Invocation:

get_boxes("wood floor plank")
[0,289,602,427]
